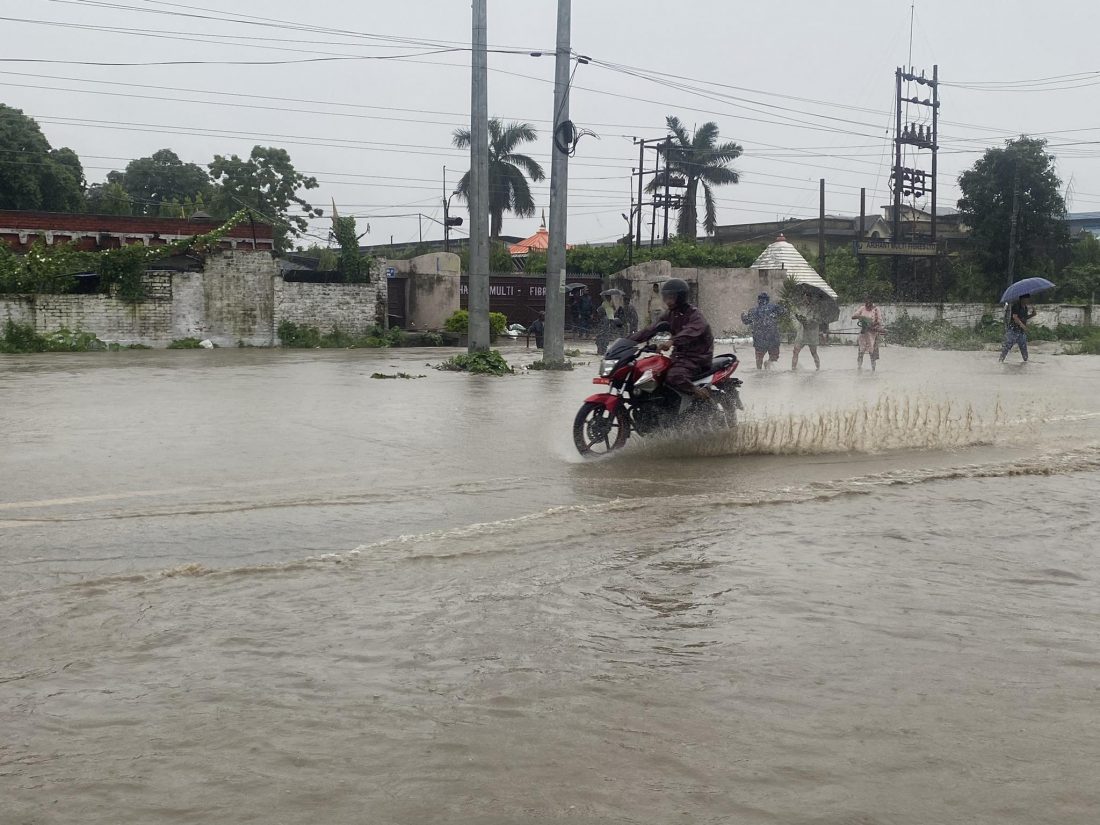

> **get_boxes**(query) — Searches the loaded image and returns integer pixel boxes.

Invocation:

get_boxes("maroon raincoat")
[630,302,714,393]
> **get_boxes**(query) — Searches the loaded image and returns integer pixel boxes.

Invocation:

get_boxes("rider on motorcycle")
[629,278,714,401]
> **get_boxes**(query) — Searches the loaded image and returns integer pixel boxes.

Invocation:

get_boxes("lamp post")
[621,212,636,266]
[442,166,463,252]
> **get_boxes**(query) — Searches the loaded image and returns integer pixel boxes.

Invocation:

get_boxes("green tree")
[956,136,1069,293]
[113,149,210,215]
[816,246,893,302]
[648,116,742,237]
[333,215,370,282]
[208,146,321,253]
[459,240,517,273]
[1059,231,1100,302]
[0,105,85,212]
[452,119,546,240]
[85,181,134,216]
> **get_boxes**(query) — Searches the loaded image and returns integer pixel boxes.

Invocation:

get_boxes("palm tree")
[648,115,742,238]
[452,119,546,240]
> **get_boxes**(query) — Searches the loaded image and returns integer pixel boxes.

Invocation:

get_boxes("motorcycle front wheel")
[573,401,630,456]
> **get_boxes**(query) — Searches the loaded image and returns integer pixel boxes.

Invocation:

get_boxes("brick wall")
[837,303,1097,331]
[0,296,35,327]
[203,252,277,346]
[275,279,387,337]
[1,252,388,347]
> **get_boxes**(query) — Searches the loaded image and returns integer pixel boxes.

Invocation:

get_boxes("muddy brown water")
[2,342,1098,824]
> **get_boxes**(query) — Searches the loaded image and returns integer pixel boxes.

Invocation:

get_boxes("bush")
[1027,324,1056,342]
[442,310,508,338]
[887,312,987,350]
[436,350,513,375]
[443,310,468,334]
[1067,330,1100,354]
[1054,323,1090,340]
[276,320,403,348]
[0,320,106,353]
[527,359,574,370]
[167,337,204,349]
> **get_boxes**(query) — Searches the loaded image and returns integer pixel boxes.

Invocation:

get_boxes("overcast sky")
[3,0,1099,248]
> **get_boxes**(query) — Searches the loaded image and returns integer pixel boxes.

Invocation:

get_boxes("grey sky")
[3,0,1098,249]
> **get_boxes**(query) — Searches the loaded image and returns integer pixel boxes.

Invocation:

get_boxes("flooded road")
[2,342,1099,823]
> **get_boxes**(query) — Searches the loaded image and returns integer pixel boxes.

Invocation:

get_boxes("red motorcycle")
[573,333,743,456]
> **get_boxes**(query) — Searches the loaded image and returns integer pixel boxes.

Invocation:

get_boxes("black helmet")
[660,278,689,302]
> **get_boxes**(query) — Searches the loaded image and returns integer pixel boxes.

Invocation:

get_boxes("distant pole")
[858,187,867,278]
[818,178,826,275]
[543,0,571,363]
[635,139,645,249]
[1007,158,1021,289]
[468,0,491,352]
[418,213,422,245]
[892,66,903,293]
[443,165,450,253]
[662,141,671,245]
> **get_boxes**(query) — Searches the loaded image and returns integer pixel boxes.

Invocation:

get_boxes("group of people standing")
[529,287,640,354]
[739,292,886,372]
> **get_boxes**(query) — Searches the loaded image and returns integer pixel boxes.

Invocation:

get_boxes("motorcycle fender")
[584,393,621,413]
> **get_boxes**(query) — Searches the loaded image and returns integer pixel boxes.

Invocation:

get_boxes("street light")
[443,188,463,252]
[442,164,463,252]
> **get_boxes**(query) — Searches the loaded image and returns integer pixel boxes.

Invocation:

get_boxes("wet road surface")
[2,342,1098,823]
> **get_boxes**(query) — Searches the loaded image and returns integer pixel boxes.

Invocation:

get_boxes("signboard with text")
[856,240,939,257]
[459,276,603,326]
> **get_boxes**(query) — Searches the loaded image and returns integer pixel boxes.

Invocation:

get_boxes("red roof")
[509,223,571,255]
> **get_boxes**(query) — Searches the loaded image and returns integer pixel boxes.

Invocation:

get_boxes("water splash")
[638,394,1002,457]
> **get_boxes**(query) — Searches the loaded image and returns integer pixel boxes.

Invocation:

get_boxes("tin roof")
[750,234,838,299]
[509,224,550,255]
[509,216,573,256]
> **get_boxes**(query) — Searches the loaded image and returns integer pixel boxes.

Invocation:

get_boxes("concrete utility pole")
[543,0,571,364]
[467,0,491,352]
[1007,158,1021,289]
[818,178,826,275]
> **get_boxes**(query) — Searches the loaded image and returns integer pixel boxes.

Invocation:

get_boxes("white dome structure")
[750,234,838,299]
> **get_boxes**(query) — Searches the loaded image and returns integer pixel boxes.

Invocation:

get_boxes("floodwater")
[2,341,1098,824]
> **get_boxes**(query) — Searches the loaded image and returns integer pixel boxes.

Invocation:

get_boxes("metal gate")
[459,275,603,327]
[387,277,407,328]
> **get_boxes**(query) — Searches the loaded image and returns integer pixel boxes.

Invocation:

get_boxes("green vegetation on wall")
[0,211,248,300]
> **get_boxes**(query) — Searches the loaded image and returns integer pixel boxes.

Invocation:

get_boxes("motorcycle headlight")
[599,359,617,378]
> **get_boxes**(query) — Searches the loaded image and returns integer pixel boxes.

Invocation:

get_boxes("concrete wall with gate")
[384,252,461,330]
[611,261,789,336]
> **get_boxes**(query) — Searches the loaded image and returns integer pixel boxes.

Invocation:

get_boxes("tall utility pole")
[467,0,491,353]
[1006,159,1021,289]
[543,0,571,363]
[818,178,826,275]
[890,63,940,297]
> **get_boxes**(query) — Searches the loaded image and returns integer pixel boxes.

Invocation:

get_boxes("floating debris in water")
[371,372,426,380]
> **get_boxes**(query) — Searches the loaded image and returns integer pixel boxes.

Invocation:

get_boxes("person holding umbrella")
[998,277,1055,363]
[1000,295,1036,362]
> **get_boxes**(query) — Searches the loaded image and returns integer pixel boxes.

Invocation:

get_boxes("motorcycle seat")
[694,353,737,378]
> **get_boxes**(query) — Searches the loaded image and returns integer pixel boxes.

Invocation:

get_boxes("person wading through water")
[999,294,1035,363]
[851,296,885,371]
[629,278,714,402]
[741,292,788,370]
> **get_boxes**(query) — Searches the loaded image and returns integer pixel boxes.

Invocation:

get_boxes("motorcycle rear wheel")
[573,401,630,456]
